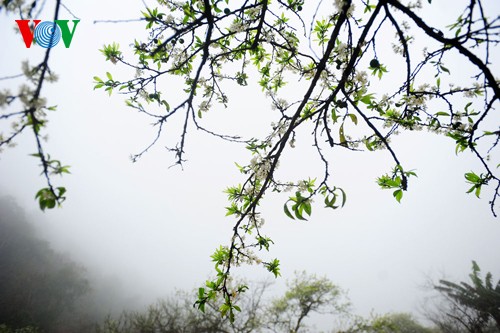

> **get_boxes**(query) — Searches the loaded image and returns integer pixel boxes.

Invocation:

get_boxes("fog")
[1,0,500,330]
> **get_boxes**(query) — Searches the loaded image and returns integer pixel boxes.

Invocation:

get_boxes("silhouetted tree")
[426,261,500,333]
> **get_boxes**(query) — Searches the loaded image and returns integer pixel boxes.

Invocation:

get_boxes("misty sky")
[1,0,499,326]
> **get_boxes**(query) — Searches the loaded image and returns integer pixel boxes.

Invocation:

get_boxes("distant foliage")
[95,272,443,333]
[429,261,500,333]
[0,325,40,333]
[0,197,89,332]
[96,272,351,333]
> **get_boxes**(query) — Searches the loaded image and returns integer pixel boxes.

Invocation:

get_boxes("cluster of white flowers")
[21,61,58,83]
[379,94,390,109]
[271,98,288,111]
[282,182,295,192]
[165,14,175,24]
[244,185,258,198]
[268,120,290,147]
[335,42,350,62]
[463,82,483,98]
[46,71,59,83]
[271,121,288,135]
[135,68,144,79]
[18,84,46,110]
[191,0,205,9]
[171,49,188,68]
[297,180,309,192]
[250,155,275,181]
[245,6,261,19]
[354,70,368,87]
[407,0,423,9]
[249,214,265,229]
[198,77,213,96]
[334,0,355,16]
[0,90,11,108]
[404,94,426,109]
[165,0,184,11]
[199,100,211,113]
[392,42,404,55]
[392,22,413,55]
[229,20,247,33]
[3,0,27,13]
[417,83,439,97]
[139,89,148,100]
[236,248,262,265]
[320,70,334,88]
[262,29,276,41]
[303,67,315,80]
[209,42,221,49]
[417,83,431,91]
[21,61,34,80]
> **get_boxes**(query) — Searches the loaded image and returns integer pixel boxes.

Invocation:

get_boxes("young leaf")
[284,203,295,220]
[393,189,403,203]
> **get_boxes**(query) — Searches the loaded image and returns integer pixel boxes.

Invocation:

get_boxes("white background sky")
[1,0,500,327]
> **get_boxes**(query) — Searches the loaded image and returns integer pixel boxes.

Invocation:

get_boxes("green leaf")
[360,94,374,105]
[475,186,481,198]
[348,113,358,125]
[294,205,307,220]
[35,188,59,211]
[265,258,281,278]
[324,195,336,208]
[284,203,295,220]
[303,201,312,216]
[440,65,450,74]
[339,124,347,146]
[393,189,403,203]
[339,187,347,207]
[465,172,480,183]
[57,187,67,197]
[219,303,230,317]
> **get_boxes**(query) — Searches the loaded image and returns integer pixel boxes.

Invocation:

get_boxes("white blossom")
[379,94,390,109]
[165,14,175,24]
[336,42,350,61]
[354,70,368,86]
[0,90,11,108]
[199,100,211,113]
[21,61,34,79]
[405,94,426,109]
[246,7,261,19]
[334,0,355,16]
[250,155,275,181]
[283,182,294,192]
[297,180,309,192]
[463,82,483,98]
[271,98,288,111]
[229,20,247,33]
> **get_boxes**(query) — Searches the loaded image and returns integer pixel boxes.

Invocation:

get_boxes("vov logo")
[15,20,80,48]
